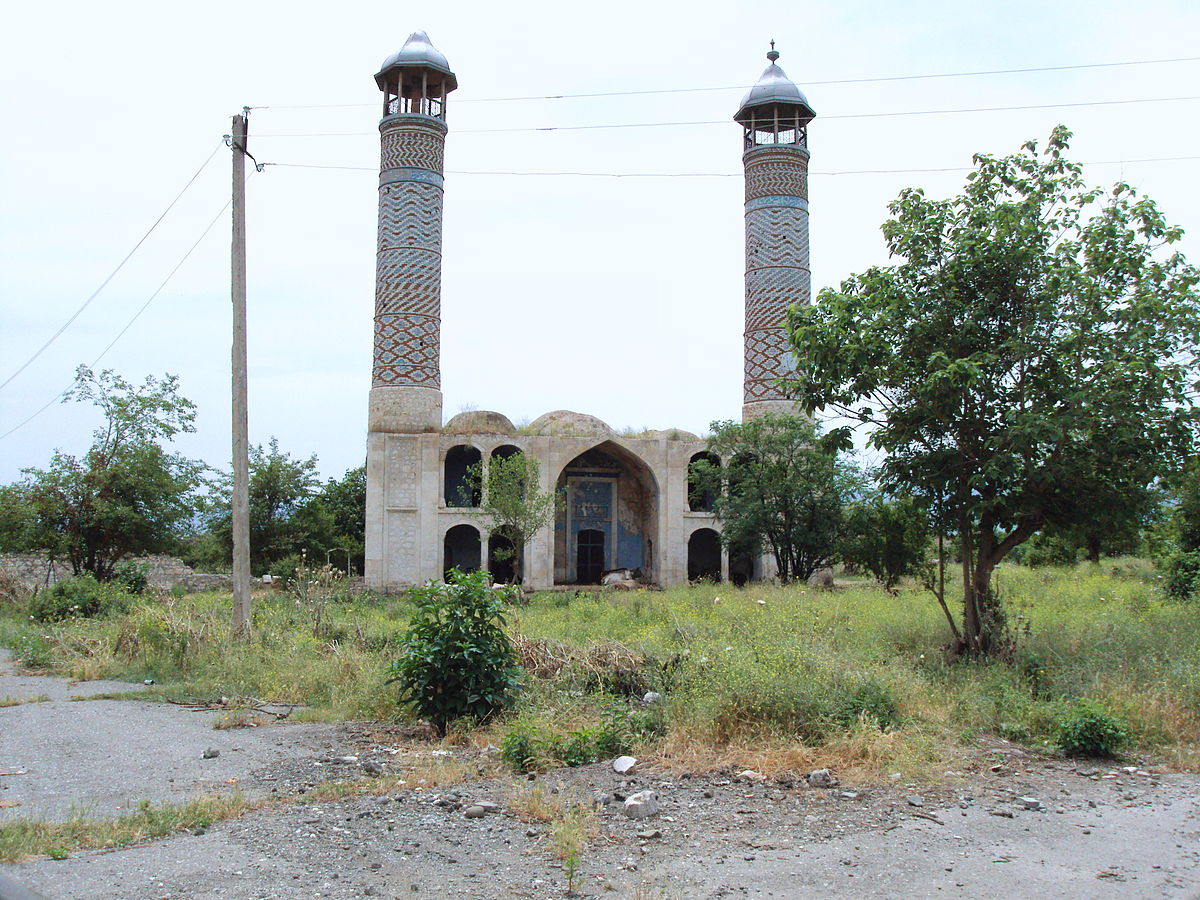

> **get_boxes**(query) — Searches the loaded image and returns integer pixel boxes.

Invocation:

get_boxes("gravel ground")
[3,651,1200,899]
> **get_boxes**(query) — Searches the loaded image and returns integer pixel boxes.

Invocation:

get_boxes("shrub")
[1165,551,1200,601]
[500,716,557,772]
[833,679,900,729]
[1056,700,1128,757]
[1023,533,1079,568]
[386,569,523,735]
[113,561,150,595]
[29,575,134,623]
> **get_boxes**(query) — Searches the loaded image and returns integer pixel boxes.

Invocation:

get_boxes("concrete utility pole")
[230,110,251,639]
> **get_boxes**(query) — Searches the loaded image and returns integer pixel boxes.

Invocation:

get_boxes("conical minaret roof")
[376,31,458,92]
[734,44,815,127]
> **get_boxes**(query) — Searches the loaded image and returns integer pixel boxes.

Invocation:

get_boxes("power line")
[263,155,1200,179]
[0,142,224,395]
[0,184,244,442]
[248,54,1200,109]
[247,94,1200,138]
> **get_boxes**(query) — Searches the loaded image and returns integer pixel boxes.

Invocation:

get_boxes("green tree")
[299,464,366,574]
[0,483,37,552]
[840,489,931,592]
[210,438,319,572]
[9,366,203,580]
[788,128,1199,653]
[464,452,559,585]
[694,415,853,584]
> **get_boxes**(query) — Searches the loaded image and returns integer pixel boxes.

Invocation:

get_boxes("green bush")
[500,716,557,772]
[113,561,150,595]
[1023,533,1079,568]
[1165,551,1200,601]
[29,575,134,623]
[1056,700,1128,757]
[268,554,304,586]
[833,679,900,729]
[386,569,523,735]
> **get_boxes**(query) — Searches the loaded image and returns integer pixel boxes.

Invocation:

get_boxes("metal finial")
[767,40,779,63]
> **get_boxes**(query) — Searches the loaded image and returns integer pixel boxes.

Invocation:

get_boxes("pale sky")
[2,0,1198,483]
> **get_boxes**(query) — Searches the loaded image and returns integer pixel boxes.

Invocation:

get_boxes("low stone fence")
[0,553,227,594]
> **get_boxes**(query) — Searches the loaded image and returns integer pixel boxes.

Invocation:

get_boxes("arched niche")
[443,524,481,580]
[687,528,722,582]
[688,451,720,512]
[444,445,482,507]
[553,441,659,585]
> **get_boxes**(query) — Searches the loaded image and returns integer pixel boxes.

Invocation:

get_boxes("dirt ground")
[3,652,1199,899]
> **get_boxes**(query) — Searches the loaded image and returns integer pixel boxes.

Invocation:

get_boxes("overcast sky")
[1,0,1197,483]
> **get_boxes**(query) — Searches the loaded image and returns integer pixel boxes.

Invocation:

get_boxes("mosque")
[364,32,815,590]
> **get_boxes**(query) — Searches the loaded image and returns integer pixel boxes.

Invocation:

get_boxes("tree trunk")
[1085,534,1101,563]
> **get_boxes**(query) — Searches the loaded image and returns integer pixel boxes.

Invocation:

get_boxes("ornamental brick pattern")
[744,146,809,202]
[372,116,448,389]
[742,144,811,407]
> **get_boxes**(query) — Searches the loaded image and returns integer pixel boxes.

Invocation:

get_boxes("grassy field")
[2,560,1198,778]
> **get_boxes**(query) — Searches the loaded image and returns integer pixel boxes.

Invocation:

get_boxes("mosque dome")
[443,410,517,436]
[529,410,614,438]
[734,46,816,127]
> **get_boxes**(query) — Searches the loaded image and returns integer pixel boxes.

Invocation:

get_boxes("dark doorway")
[728,539,761,587]
[488,533,518,584]
[576,528,605,584]
[443,524,481,580]
[444,445,482,507]
[688,529,722,582]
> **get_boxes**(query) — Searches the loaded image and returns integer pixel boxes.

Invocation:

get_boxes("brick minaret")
[735,44,816,422]
[367,31,457,434]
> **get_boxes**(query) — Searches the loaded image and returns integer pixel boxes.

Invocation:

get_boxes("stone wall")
[0,553,222,593]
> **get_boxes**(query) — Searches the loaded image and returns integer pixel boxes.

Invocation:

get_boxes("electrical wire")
[0,142,224,395]
[246,94,1200,138]
[247,54,1200,109]
[262,155,1200,179]
[0,181,245,442]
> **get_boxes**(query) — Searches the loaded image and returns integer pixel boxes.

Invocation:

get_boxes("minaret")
[735,44,816,421]
[368,31,457,434]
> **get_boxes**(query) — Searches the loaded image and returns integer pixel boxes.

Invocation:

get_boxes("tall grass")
[2,563,1197,773]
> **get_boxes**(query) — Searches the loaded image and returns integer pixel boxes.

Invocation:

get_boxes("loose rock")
[807,769,837,788]
[622,790,659,819]
[463,805,486,819]
[202,748,219,759]
[613,756,638,775]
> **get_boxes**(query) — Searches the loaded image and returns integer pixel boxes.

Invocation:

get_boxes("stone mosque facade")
[365,33,816,590]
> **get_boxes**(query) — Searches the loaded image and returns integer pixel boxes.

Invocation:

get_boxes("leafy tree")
[1037,482,1157,563]
[693,415,854,583]
[840,489,931,592]
[299,465,366,574]
[464,452,559,584]
[788,128,1199,653]
[7,367,203,580]
[210,438,319,572]
[0,483,37,552]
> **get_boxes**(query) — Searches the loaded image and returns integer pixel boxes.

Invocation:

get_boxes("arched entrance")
[443,524,481,579]
[488,533,518,584]
[553,441,659,585]
[687,528,722,582]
